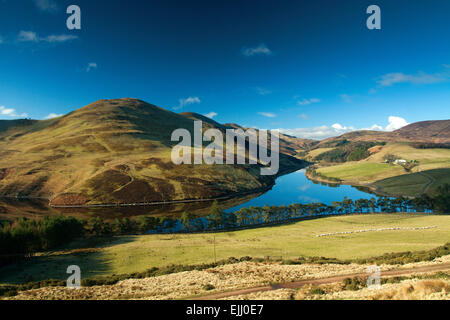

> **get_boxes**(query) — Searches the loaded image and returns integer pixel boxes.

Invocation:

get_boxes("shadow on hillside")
[0,236,138,285]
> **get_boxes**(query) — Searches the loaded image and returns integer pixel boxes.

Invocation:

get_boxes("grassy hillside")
[373,168,450,197]
[315,143,450,186]
[1,213,448,284]
[0,99,306,206]
[317,162,406,183]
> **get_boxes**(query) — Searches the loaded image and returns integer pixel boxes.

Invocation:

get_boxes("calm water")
[0,169,376,219]
[227,169,375,212]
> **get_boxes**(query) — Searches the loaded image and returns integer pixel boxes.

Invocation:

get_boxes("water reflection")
[227,169,375,212]
[0,169,376,220]
[0,192,264,221]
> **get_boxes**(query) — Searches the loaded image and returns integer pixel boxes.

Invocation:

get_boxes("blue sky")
[0,0,449,139]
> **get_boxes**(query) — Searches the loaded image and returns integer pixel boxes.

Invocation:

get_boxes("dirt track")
[191,262,450,300]
[417,171,435,196]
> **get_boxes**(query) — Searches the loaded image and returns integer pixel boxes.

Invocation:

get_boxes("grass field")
[317,162,405,183]
[1,213,449,284]
[315,143,450,185]
[373,168,450,197]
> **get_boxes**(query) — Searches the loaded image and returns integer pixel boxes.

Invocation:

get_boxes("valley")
[0,99,449,301]
[302,122,450,197]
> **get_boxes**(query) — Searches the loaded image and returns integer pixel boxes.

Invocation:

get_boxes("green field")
[317,162,405,183]
[315,143,450,187]
[373,168,450,197]
[1,213,449,284]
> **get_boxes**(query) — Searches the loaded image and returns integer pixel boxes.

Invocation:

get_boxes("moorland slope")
[0,99,307,206]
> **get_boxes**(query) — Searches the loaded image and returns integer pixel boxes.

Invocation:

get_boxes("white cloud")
[277,116,409,140]
[174,96,201,110]
[278,126,350,140]
[0,106,28,118]
[258,112,276,118]
[204,112,217,119]
[385,116,409,131]
[0,106,15,116]
[331,123,348,130]
[86,62,97,72]
[18,31,77,43]
[297,98,320,106]
[377,72,446,87]
[369,124,383,130]
[33,0,58,12]
[0,36,3,44]
[44,113,63,119]
[242,44,272,57]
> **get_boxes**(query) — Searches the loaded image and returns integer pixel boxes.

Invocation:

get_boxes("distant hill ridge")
[317,120,450,147]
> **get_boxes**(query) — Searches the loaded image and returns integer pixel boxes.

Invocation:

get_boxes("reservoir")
[0,168,375,220]
[227,169,374,212]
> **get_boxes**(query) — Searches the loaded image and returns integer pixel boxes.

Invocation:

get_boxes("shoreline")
[1,164,308,209]
[304,168,414,199]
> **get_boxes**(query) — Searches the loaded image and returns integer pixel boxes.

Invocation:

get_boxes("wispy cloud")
[340,94,352,103]
[258,112,276,118]
[45,34,78,43]
[44,113,63,119]
[0,36,3,44]
[0,106,28,118]
[255,87,272,95]
[33,0,59,13]
[242,44,272,57]
[204,112,217,119]
[277,116,409,140]
[174,96,201,110]
[298,113,309,120]
[298,184,311,192]
[18,31,38,42]
[297,98,320,106]
[18,31,78,43]
[86,62,97,72]
[377,72,446,87]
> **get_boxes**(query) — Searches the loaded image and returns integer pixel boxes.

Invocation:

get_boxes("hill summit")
[0,99,306,206]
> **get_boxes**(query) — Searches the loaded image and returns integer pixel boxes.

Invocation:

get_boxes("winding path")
[190,262,450,300]
[417,171,435,196]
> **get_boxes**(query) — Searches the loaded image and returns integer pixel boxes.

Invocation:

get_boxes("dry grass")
[372,280,450,300]
[5,255,450,300]
[1,98,303,206]
[3,261,368,300]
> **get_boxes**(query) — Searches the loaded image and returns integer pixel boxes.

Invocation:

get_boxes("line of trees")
[178,184,449,233]
[0,184,448,262]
